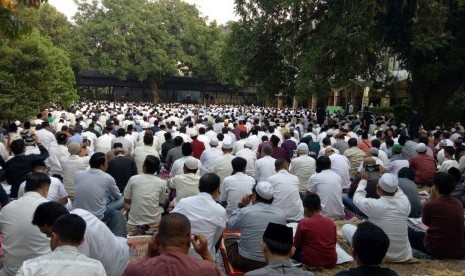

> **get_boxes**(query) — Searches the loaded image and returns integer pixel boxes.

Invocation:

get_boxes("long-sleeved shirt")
[0,144,49,198]
[73,169,122,220]
[289,155,316,193]
[200,148,223,175]
[254,155,277,182]
[308,170,345,219]
[353,179,413,262]
[227,202,286,262]
[220,172,256,217]
[267,170,304,221]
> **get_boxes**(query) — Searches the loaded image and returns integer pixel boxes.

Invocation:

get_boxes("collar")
[268,259,293,267]
[54,245,80,253]
[278,169,289,174]
[23,191,45,199]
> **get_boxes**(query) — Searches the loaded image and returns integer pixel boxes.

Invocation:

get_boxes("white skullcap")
[222,136,233,149]
[416,143,427,153]
[378,173,399,193]
[326,129,335,136]
[244,141,253,148]
[14,120,21,126]
[255,181,273,200]
[190,130,198,137]
[184,157,199,170]
[297,143,309,152]
[210,137,219,146]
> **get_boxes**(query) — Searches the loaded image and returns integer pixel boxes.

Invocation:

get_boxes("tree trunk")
[148,76,160,104]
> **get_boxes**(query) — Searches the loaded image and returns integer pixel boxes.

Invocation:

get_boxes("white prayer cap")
[14,120,20,127]
[222,136,233,150]
[184,157,199,170]
[190,130,198,137]
[244,141,253,148]
[255,181,273,200]
[297,143,309,153]
[416,143,427,153]
[210,137,219,146]
[326,129,335,136]
[378,173,398,193]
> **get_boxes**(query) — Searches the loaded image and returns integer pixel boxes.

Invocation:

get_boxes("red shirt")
[191,139,205,159]
[357,140,372,156]
[408,153,436,185]
[271,146,286,160]
[123,252,220,276]
[423,196,465,259]
[294,215,337,268]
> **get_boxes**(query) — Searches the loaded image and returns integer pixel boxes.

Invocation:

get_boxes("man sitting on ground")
[246,223,314,276]
[17,214,105,276]
[336,222,398,276]
[123,213,220,275]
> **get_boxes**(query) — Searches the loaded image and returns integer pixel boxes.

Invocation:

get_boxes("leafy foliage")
[0,31,77,121]
[0,0,45,39]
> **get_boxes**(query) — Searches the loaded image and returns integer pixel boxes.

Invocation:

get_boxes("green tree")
[70,0,224,103]
[0,31,78,121]
[227,0,465,123]
[1,0,44,40]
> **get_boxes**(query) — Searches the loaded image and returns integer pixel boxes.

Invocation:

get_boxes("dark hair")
[113,142,123,149]
[386,139,394,147]
[231,157,247,174]
[398,167,415,181]
[164,132,172,141]
[116,128,126,137]
[10,139,26,155]
[352,221,390,266]
[261,136,269,142]
[448,167,462,184]
[143,134,154,145]
[198,173,220,195]
[433,172,455,195]
[322,137,331,146]
[371,139,381,149]
[158,213,191,248]
[270,135,280,146]
[144,155,160,174]
[262,145,273,156]
[32,201,69,227]
[444,146,455,156]
[348,138,358,147]
[240,131,247,139]
[89,152,106,169]
[52,214,86,245]
[217,133,224,141]
[302,193,321,212]
[252,183,273,204]
[398,135,406,146]
[274,158,287,171]
[316,156,331,172]
[173,136,184,146]
[181,143,193,156]
[25,172,51,192]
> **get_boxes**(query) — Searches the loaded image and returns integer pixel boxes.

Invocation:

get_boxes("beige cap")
[184,157,199,170]
[68,142,80,155]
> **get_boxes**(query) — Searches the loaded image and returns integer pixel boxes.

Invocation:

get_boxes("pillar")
[333,90,340,106]
[381,94,391,107]
[311,94,318,109]
[362,87,370,110]
[292,97,298,109]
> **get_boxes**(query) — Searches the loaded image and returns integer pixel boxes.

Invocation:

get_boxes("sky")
[48,0,238,25]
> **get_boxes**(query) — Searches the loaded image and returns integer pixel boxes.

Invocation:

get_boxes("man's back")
[289,155,316,193]
[133,145,159,174]
[246,260,314,276]
[200,148,223,175]
[308,170,344,219]
[254,156,277,182]
[73,169,121,219]
[169,173,201,205]
[213,153,234,185]
[107,156,138,192]
[267,170,304,221]
[235,148,257,177]
[329,154,351,190]
[60,155,90,197]
[344,147,365,177]
[0,192,50,276]
[173,193,227,259]
[17,246,106,276]
[123,252,220,276]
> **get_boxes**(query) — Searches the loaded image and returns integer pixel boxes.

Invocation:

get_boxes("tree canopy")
[68,0,225,103]
[224,0,465,122]
[0,30,77,121]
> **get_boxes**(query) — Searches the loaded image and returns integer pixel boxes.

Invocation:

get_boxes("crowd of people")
[0,101,464,275]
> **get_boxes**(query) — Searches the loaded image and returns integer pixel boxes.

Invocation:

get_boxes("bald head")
[158,213,191,249]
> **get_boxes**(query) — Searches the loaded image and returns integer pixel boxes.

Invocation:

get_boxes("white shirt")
[82,131,98,150]
[18,177,68,202]
[17,246,106,276]
[71,209,129,276]
[173,193,227,260]
[133,145,159,174]
[318,146,340,158]
[377,150,389,165]
[247,135,260,152]
[0,192,50,276]
[199,147,223,175]
[308,170,345,219]
[289,155,316,192]
[168,173,201,205]
[232,139,247,155]
[220,172,256,217]
[170,156,202,178]
[197,134,211,150]
[205,130,218,141]
[34,128,57,151]
[384,159,409,176]
[60,155,91,197]
[267,170,304,221]
[48,144,70,176]
[254,155,277,182]
[235,148,257,177]
[353,180,413,262]
[328,153,351,190]
[124,174,167,226]
[95,134,114,154]
[438,159,459,173]
[213,153,235,186]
